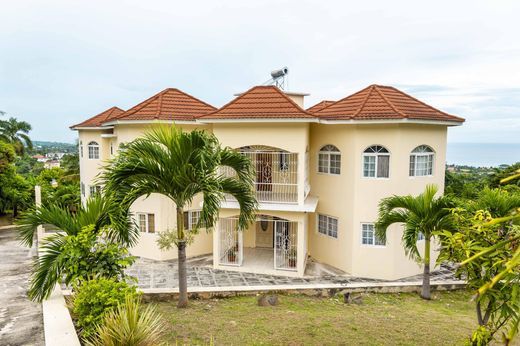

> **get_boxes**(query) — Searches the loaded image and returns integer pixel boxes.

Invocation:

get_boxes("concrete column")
[297,152,305,205]
[296,220,306,276]
[212,221,220,269]
[35,185,44,241]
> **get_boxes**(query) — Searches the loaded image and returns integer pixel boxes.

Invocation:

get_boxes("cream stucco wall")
[77,120,451,280]
[308,123,446,280]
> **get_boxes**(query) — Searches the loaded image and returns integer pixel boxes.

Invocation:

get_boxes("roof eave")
[196,118,319,124]
[318,118,464,126]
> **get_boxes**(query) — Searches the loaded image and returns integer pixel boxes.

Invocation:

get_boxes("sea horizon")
[447,142,520,168]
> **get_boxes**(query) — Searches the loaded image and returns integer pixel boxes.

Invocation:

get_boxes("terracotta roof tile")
[71,106,124,128]
[306,100,335,113]
[315,85,465,122]
[113,88,216,122]
[199,86,316,120]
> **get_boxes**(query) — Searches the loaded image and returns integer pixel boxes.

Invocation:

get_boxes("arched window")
[363,145,390,178]
[410,145,434,176]
[87,141,99,159]
[318,145,341,175]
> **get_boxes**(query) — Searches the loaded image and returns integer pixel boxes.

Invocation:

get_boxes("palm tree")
[0,116,33,155]
[375,184,454,300]
[17,195,138,301]
[101,125,258,308]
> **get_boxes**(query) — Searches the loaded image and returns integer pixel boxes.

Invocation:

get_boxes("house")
[32,154,47,163]
[71,84,464,280]
[43,160,61,169]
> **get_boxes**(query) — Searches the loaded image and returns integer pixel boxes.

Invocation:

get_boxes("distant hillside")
[33,141,76,153]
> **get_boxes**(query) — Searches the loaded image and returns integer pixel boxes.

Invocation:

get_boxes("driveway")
[0,226,44,346]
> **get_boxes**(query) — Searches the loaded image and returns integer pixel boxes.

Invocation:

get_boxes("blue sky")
[0,0,519,143]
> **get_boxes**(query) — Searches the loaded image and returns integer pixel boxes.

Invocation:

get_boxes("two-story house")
[71,84,464,280]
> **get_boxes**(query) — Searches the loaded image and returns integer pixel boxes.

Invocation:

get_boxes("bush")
[86,295,165,346]
[72,277,139,340]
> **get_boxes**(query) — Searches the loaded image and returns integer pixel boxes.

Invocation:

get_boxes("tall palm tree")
[0,116,33,155]
[101,125,258,308]
[375,184,454,300]
[17,196,138,301]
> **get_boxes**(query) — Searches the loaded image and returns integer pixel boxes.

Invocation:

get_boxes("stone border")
[42,286,80,346]
[62,280,466,299]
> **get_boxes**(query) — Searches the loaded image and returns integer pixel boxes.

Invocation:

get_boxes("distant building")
[32,154,47,163]
[44,160,60,169]
[45,152,66,160]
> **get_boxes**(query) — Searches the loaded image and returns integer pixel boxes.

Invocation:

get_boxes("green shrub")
[72,277,140,340]
[86,295,165,346]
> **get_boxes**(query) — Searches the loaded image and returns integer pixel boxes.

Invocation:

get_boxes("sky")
[0,0,519,144]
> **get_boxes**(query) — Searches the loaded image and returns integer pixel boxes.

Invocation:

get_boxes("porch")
[213,214,308,277]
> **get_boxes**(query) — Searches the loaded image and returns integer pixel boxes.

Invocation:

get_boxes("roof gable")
[71,106,124,128]
[199,85,316,120]
[316,85,464,122]
[114,88,216,122]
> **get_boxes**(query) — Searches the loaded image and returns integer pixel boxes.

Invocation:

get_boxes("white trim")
[197,118,319,124]
[318,118,463,126]
[317,145,341,175]
[100,133,117,138]
[362,146,390,179]
[409,145,435,177]
[102,119,201,126]
[70,126,114,130]
[136,212,155,233]
[220,195,318,212]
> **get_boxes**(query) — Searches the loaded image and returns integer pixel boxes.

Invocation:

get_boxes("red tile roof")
[307,100,335,113]
[113,88,216,122]
[315,85,465,122]
[198,86,316,120]
[71,106,124,128]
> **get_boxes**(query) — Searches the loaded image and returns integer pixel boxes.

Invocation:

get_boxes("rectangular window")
[80,144,83,158]
[81,182,85,196]
[183,210,202,230]
[363,156,376,177]
[88,145,99,159]
[410,154,433,177]
[137,213,155,233]
[89,185,101,196]
[363,155,389,178]
[361,223,385,246]
[330,153,341,175]
[318,214,338,239]
[318,153,329,173]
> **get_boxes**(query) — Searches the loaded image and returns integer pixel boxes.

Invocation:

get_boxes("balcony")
[220,146,300,204]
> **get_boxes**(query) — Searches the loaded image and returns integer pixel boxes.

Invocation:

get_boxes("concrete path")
[125,256,459,290]
[0,227,45,346]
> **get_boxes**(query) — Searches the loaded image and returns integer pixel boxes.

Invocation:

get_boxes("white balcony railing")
[220,150,298,204]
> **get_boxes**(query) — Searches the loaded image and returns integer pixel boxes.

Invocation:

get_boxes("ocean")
[447,143,520,167]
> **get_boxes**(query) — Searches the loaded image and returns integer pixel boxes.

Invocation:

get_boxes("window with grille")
[409,145,434,177]
[317,214,338,239]
[318,145,341,175]
[88,141,99,159]
[361,223,385,246]
[363,145,390,178]
[89,185,101,196]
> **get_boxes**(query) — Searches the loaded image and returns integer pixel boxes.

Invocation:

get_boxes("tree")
[101,125,258,308]
[60,153,79,182]
[16,196,139,301]
[0,116,33,155]
[375,184,455,300]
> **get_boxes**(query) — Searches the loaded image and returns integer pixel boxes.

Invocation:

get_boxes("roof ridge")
[353,85,376,117]
[269,86,317,117]
[155,91,164,118]
[167,88,217,112]
[373,85,408,118]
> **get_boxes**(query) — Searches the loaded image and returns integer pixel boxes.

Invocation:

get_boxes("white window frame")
[317,145,341,175]
[317,214,339,239]
[362,145,390,179]
[87,141,100,159]
[361,223,386,247]
[409,145,434,177]
[184,210,202,230]
[136,213,155,233]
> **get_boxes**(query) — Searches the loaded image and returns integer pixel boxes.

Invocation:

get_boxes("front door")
[256,218,274,248]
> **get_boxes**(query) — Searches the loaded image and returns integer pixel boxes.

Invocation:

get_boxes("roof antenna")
[263,67,289,90]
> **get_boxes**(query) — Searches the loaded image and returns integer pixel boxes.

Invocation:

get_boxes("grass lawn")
[154,290,484,345]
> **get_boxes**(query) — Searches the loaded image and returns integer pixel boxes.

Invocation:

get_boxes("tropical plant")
[0,116,33,155]
[16,196,138,301]
[101,125,258,308]
[375,184,455,299]
[85,295,165,346]
[71,277,139,340]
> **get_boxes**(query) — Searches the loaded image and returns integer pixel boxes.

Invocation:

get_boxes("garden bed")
[154,290,481,345]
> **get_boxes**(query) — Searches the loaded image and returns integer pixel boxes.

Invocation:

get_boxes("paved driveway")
[0,226,44,346]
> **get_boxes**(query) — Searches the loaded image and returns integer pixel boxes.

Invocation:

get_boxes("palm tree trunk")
[421,236,431,300]
[176,207,188,308]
